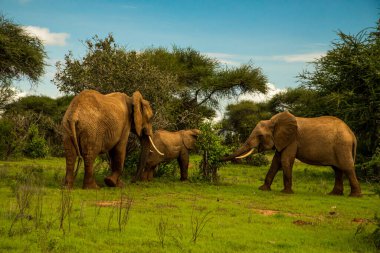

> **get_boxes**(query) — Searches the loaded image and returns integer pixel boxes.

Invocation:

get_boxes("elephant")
[222,111,361,197]
[62,89,163,189]
[142,129,201,181]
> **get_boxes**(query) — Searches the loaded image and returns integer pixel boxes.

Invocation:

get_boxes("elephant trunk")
[132,135,151,182]
[221,143,255,162]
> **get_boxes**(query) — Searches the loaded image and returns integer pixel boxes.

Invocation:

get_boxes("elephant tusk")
[236,148,254,159]
[149,136,164,156]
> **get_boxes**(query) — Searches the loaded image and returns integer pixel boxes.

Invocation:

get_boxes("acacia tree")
[0,15,46,108]
[54,34,268,130]
[298,21,380,159]
[222,100,271,142]
[141,47,268,128]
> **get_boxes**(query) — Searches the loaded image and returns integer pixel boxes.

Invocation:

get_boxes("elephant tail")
[352,138,357,164]
[68,119,82,179]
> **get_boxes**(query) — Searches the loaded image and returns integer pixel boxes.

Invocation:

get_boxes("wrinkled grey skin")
[222,111,361,197]
[142,129,201,181]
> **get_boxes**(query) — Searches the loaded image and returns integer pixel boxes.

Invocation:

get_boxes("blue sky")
[1,0,379,99]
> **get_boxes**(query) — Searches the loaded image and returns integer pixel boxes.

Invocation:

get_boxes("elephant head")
[132,91,163,181]
[222,111,297,160]
[182,129,201,150]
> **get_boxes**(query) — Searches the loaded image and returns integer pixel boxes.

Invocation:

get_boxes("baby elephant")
[142,129,201,181]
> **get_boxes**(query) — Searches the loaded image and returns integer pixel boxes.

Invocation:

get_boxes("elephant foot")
[104,176,125,188]
[281,189,294,194]
[116,179,125,188]
[349,191,362,197]
[258,185,271,191]
[83,181,100,189]
[328,190,343,196]
[64,180,74,189]
[104,176,117,187]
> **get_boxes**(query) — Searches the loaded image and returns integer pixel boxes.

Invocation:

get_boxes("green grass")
[0,156,379,252]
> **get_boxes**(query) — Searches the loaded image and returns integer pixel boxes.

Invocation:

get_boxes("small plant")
[196,122,230,182]
[117,187,133,232]
[373,214,380,249]
[59,187,73,234]
[8,166,44,236]
[156,215,168,248]
[107,187,133,232]
[23,123,49,158]
[190,196,213,243]
[246,152,270,166]
[155,160,178,179]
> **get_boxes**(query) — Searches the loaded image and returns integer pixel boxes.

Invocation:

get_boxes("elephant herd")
[62,90,361,197]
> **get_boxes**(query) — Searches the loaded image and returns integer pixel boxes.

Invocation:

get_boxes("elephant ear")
[271,111,298,152]
[182,129,200,150]
[133,91,143,137]
[133,91,154,137]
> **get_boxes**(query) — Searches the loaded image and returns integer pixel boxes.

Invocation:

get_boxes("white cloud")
[213,83,284,122]
[204,51,326,66]
[272,52,326,63]
[22,26,69,46]
[204,52,242,66]
[238,83,284,103]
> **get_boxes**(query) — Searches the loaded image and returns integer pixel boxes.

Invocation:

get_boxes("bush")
[155,160,179,179]
[23,124,49,158]
[196,122,230,182]
[246,153,270,166]
[356,147,380,182]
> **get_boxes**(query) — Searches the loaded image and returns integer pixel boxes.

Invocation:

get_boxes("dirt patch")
[293,220,314,226]
[254,208,300,217]
[352,218,371,223]
[156,203,179,209]
[95,201,121,207]
[95,200,132,207]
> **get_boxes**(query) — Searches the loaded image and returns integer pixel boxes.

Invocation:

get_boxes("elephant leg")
[141,165,155,181]
[141,169,149,181]
[345,169,362,197]
[104,144,126,187]
[63,136,76,189]
[82,152,99,189]
[337,154,362,197]
[329,166,344,195]
[259,151,281,191]
[280,144,297,194]
[148,166,156,181]
[178,151,189,181]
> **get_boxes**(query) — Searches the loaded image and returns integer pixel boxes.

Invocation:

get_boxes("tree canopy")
[54,34,268,129]
[0,15,46,108]
[297,21,380,158]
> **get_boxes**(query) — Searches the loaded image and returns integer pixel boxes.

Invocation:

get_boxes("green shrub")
[246,153,270,166]
[356,147,380,182]
[196,122,230,182]
[23,124,49,158]
[0,117,24,159]
[155,160,179,179]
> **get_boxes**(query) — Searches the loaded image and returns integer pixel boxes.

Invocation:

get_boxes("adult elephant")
[222,111,361,197]
[62,89,163,189]
[142,129,201,181]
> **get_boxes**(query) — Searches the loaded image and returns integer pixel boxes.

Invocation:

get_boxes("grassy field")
[0,156,379,252]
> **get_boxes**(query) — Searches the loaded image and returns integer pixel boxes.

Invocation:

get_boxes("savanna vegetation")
[0,15,379,252]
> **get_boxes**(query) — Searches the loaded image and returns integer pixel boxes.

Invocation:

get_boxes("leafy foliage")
[297,23,380,159]
[222,100,272,142]
[23,124,49,158]
[54,34,268,130]
[196,122,229,182]
[0,15,46,107]
[0,96,72,159]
